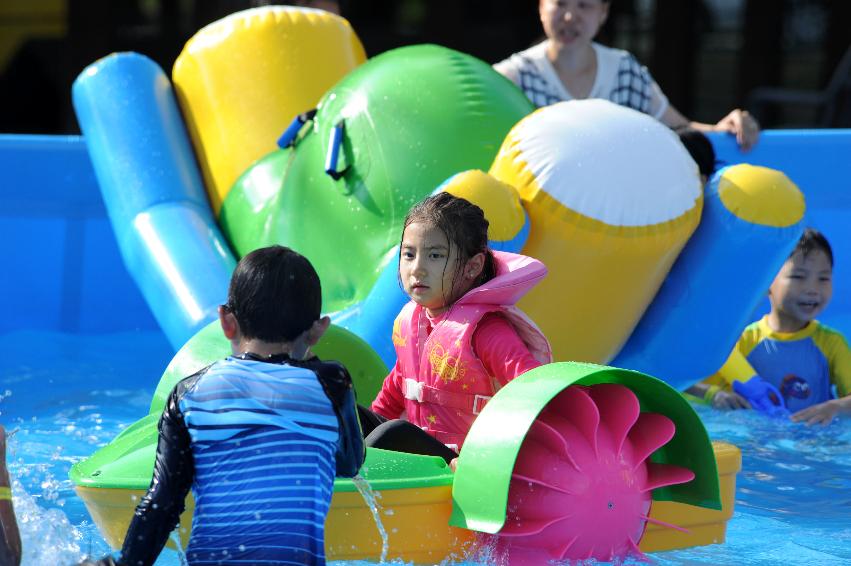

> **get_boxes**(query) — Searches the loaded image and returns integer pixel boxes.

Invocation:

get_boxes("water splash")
[351,473,389,563]
[169,530,188,566]
[10,478,107,565]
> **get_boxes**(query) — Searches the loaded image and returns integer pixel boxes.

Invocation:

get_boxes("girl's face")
[400,221,482,317]
[768,249,833,332]
[539,0,609,50]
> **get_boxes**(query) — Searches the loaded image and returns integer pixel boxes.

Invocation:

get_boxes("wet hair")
[793,228,834,267]
[402,192,497,302]
[675,126,717,180]
[224,245,321,342]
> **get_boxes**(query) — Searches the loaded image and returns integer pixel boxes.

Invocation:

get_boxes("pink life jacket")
[391,250,552,449]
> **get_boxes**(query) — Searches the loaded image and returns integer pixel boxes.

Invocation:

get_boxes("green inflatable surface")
[150,320,389,414]
[219,44,534,313]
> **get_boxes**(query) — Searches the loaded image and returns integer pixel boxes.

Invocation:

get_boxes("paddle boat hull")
[72,441,739,562]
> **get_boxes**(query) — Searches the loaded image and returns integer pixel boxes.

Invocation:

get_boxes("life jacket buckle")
[404,378,424,403]
[472,394,491,415]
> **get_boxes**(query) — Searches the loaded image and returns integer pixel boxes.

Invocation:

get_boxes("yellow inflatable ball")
[490,99,703,364]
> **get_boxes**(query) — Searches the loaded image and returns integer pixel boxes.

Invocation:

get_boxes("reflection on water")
[1,331,850,565]
[655,404,851,566]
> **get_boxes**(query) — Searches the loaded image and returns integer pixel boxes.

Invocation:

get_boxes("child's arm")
[315,362,365,477]
[793,330,851,425]
[119,382,195,565]
[685,382,750,410]
[826,329,851,400]
[370,361,406,419]
[0,426,20,566]
[473,314,541,387]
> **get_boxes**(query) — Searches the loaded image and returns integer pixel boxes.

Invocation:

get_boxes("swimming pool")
[2,328,849,566]
[2,131,850,564]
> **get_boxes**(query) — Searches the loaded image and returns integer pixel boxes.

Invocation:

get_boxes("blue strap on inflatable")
[325,121,347,180]
[277,109,317,149]
[732,376,790,418]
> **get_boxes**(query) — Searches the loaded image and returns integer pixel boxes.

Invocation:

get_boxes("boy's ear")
[218,305,239,340]
[305,316,331,347]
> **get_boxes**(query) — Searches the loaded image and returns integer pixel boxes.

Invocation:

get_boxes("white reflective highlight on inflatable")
[508,99,702,226]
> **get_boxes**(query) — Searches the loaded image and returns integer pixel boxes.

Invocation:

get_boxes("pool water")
[2,331,850,566]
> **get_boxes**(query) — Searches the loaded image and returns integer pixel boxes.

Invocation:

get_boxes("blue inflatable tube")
[710,130,851,333]
[331,247,405,367]
[612,164,806,389]
[72,52,236,350]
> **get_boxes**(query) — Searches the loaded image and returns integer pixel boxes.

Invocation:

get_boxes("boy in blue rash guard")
[85,245,364,566]
[691,229,851,423]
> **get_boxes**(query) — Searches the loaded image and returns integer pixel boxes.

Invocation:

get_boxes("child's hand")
[711,390,750,410]
[732,376,789,417]
[791,399,846,426]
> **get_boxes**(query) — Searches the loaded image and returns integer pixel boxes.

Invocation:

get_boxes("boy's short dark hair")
[225,246,321,342]
[674,126,716,179]
[795,228,834,267]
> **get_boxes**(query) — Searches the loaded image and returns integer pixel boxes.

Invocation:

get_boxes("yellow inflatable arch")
[172,7,366,212]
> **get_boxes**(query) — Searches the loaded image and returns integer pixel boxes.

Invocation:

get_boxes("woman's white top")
[494,41,669,119]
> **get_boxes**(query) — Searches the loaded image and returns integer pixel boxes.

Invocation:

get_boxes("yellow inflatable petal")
[172,6,366,213]
[441,170,526,241]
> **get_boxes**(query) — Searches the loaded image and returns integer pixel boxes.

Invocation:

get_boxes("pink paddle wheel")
[494,383,695,563]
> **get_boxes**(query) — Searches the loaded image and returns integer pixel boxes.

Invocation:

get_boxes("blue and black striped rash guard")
[119,354,364,566]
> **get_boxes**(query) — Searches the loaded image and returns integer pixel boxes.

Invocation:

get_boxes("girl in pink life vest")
[358,192,552,464]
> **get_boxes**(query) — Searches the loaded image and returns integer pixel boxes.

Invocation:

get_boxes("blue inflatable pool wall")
[1,135,159,335]
[2,131,850,381]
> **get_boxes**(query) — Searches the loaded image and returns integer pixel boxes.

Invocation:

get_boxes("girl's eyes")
[401,250,445,260]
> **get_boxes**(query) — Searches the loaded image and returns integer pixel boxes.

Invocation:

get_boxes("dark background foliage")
[1,0,848,134]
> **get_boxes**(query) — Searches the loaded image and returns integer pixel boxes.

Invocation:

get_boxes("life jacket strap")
[404,378,492,415]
